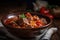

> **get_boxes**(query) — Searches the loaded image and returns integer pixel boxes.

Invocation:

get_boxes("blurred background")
[0,0,60,6]
[0,0,60,18]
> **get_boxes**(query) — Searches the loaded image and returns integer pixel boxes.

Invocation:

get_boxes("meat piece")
[16,18,24,26]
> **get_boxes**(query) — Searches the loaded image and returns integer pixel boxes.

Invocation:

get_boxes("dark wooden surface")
[0,7,60,40]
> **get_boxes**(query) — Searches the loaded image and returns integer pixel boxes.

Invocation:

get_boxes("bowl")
[1,12,52,38]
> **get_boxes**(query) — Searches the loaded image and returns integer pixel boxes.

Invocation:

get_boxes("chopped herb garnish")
[19,13,26,18]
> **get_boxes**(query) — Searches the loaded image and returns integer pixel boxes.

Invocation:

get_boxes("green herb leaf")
[19,13,26,18]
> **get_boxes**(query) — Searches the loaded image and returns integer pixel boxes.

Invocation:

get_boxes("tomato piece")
[4,19,12,25]
[4,16,18,25]
[36,20,45,27]
[36,21,43,27]
[25,12,32,17]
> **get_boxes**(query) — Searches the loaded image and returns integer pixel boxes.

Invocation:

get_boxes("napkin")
[36,28,57,40]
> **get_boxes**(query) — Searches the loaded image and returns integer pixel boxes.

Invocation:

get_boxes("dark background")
[0,0,60,6]
[0,0,60,10]
[0,0,35,6]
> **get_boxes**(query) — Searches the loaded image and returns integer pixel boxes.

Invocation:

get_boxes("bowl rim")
[1,12,53,30]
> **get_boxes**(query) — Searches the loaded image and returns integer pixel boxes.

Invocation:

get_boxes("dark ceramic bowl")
[1,12,52,38]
